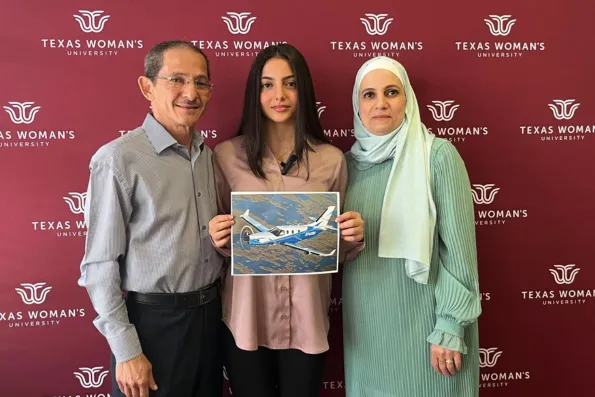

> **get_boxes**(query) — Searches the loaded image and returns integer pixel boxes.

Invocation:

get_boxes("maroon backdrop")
[1,1,594,396]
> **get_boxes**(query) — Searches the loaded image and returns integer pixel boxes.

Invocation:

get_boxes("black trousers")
[222,324,327,397]
[110,289,223,397]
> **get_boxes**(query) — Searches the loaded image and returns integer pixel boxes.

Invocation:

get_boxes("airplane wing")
[282,242,336,257]
[239,209,270,232]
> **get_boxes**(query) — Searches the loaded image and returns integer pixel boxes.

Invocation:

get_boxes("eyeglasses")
[155,76,214,92]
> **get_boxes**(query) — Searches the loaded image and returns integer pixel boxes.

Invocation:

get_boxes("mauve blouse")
[212,136,364,354]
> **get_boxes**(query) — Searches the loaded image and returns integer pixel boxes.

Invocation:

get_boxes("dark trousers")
[222,324,327,397]
[110,288,223,397]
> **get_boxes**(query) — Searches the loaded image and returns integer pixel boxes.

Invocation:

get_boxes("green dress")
[342,138,481,397]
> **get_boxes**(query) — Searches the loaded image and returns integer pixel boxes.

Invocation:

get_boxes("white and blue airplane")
[239,205,337,257]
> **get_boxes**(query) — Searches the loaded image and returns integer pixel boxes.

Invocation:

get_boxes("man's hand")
[116,353,158,397]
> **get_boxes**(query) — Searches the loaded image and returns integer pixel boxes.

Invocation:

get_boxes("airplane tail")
[312,206,335,228]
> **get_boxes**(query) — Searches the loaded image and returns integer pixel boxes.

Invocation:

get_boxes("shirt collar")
[142,113,204,154]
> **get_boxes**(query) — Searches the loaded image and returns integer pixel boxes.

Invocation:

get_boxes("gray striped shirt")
[78,113,223,362]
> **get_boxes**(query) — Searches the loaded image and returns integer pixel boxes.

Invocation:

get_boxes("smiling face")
[259,57,298,124]
[139,47,211,133]
[358,69,406,136]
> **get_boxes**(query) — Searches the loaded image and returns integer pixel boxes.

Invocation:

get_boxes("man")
[78,40,224,397]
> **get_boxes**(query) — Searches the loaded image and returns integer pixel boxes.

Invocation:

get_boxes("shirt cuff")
[210,236,231,257]
[107,327,143,363]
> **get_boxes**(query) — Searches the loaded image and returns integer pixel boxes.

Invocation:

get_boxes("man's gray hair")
[144,40,210,82]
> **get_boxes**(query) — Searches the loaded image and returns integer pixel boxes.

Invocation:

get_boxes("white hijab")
[350,56,436,284]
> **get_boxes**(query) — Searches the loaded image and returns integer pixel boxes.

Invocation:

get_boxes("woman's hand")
[209,215,234,248]
[336,211,364,242]
[431,344,462,376]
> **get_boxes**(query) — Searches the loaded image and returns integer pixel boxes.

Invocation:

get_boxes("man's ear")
[138,76,154,102]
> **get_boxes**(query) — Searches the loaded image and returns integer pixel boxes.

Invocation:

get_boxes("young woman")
[208,44,365,397]
[341,56,481,397]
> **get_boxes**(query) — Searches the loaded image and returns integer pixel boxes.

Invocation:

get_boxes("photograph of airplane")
[230,192,340,275]
[239,205,337,256]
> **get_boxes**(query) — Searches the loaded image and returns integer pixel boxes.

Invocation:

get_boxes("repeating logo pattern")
[1,4,590,396]
[73,10,110,33]
[15,282,52,305]
[479,347,503,368]
[63,192,88,215]
[519,98,589,142]
[39,9,143,57]
[427,100,460,122]
[455,14,545,58]
[521,264,590,305]
[74,366,110,388]
[471,184,500,205]
[360,13,393,36]
[471,184,528,226]
[549,99,580,120]
[549,264,580,285]
[425,100,488,143]
[484,15,517,36]
[4,282,86,329]
[222,12,256,34]
[3,102,41,124]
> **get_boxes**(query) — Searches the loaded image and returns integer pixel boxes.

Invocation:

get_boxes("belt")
[127,278,220,307]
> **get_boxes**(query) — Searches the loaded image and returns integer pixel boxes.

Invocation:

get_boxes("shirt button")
[202,225,207,231]
[280,285,288,291]
[205,258,209,263]
[197,192,201,197]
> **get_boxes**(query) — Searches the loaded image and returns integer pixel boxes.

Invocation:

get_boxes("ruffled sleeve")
[426,141,482,354]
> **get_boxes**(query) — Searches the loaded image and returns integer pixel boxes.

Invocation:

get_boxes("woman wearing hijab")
[208,44,365,397]
[341,56,481,397]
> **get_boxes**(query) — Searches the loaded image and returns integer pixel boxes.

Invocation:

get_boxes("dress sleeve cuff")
[434,317,464,337]
[107,327,143,363]
[426,317,467,354]
[427,330,467,354]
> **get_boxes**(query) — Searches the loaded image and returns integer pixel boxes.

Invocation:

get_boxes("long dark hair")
[236,43,330,179]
